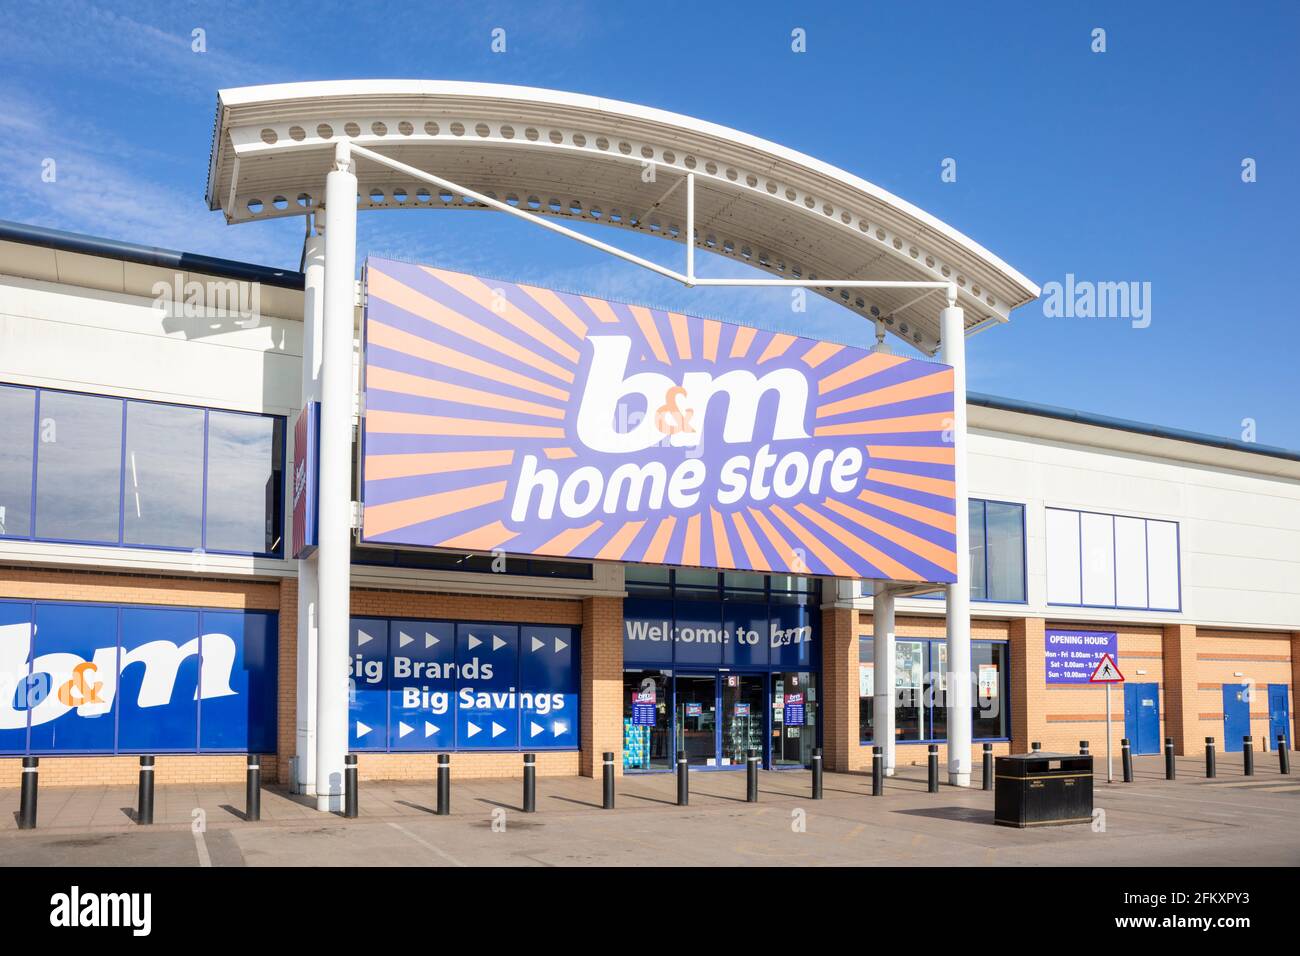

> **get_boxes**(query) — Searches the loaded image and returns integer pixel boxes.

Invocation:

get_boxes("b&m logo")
[0,621,237,731]
[360,260,958,582]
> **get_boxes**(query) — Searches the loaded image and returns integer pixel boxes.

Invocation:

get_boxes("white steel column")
[314,141,357,811]
[940,303,972,786]
[872,581,897,776]
[293,225,324,795]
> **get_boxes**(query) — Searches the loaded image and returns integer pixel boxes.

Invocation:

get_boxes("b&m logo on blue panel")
[0,600,277,755]
[347,616,579,752]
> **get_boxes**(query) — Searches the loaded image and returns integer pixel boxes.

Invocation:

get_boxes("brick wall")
[580,596,623,777]
[1194,628,1293,750]
[1042,624,1164,756]
[821,605,857,771]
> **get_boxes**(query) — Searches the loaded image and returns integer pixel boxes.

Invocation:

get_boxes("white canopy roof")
[205,80,1039,354]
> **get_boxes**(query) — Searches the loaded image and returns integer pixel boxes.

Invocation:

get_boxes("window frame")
[1044,505,1182,612]
[918,497,1027,604]
[0,383,286,559]
[857,634,1012,745]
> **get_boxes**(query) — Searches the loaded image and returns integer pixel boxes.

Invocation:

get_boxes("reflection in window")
[859,635,1009,742]
[895,640,924,741]
[205,412,284,555]
[34,391,122,543]
[123,401,205,548]
[984,501,1026,602]
[0,386,35,537]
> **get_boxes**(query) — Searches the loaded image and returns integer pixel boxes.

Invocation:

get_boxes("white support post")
[293,225,324,796]
[872,581,897,777]
[940,302,972,786]
[685,172,695,283]
[314,142,357,811]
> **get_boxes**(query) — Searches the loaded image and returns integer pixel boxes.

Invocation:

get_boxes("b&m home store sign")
[358,258,958,582]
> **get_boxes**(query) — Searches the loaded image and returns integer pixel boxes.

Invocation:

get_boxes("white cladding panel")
[969,429,1300,630]
[0,276,301,415]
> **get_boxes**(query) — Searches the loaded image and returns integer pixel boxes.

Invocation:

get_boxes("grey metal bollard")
[872,745,883,796]
[522,753,536,813]
[982,743,993,791]
[927,744,939,793]
[1205,737,1216,778]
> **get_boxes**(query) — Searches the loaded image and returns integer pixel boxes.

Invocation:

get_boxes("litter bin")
[994,752,1093,828]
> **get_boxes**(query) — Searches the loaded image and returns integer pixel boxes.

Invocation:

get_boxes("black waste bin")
[994,752,1093,828]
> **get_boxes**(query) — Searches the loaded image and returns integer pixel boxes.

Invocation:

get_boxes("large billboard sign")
[360,258,957,582]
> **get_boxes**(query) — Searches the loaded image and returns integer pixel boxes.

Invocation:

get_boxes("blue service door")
[1123,683,1160,755]
[1267,684,1291,750]
[1221,684,1251,752]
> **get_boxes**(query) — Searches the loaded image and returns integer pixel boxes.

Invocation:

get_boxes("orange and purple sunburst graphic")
[359,258,957,582]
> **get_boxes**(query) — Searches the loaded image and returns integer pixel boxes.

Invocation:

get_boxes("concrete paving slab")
[1,754,1296,866]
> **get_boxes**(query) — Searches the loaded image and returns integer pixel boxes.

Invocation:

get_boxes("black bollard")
[1205,737,1216,778]
[522,753,536,813]
[872,745,883,796]
[436,753,450,815]
[1031,741,1041,753]
[137,756,155,825]
[746,749,759,802]
[245,754,261,822]
[676,750,688,806]
[1121,738,1133,783]
[1279,735,1291,775]
[982,743,993,791]
[1243,736,1254,776]
[811,747,823,800]
[1079,740,1090,756]
[1164,737,1176,780]
[602,751,615,809]
[18,756,37,830]
[927,744,939,793]
[343,753,358,818]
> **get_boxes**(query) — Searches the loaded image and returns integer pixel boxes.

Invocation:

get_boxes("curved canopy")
[205,80,1038,355]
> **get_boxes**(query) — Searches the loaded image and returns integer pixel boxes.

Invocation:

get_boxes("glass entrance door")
[721,674,765,767]
[676,675,718,767]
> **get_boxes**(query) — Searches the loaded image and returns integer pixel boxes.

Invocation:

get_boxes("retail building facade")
[0,82,1297,796]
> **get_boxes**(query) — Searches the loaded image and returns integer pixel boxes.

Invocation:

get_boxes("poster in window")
[859,662,873,697]
[978,663,999,699]
[895,641,923,689]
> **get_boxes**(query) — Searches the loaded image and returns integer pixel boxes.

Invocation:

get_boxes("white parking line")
[387,822,467,867]
[194,831,212,868]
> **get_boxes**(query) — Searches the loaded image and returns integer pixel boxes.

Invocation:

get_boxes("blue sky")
[1,1,1296,447]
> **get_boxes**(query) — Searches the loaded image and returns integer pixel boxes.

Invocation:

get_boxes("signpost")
[1089,652,1126,783]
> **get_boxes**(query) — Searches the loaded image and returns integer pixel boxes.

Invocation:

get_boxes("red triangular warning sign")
[1089,653,1125,683]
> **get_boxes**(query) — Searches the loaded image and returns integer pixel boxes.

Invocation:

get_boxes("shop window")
[34,390,123,543]
[623,670,671,770]
[920,499,1025,603]
[123,401,205,548]
[859,635,1009,743]
[205,411,284,555]
[0,383,285,557]
[0,385,36,538]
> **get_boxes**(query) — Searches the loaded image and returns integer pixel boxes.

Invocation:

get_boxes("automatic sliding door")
[676,675,717,767]
[722,674,765,767]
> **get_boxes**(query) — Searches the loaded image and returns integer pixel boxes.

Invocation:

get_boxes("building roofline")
[0,218,305,290]
[968,392,1300,464]
[0,218,1293,465]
